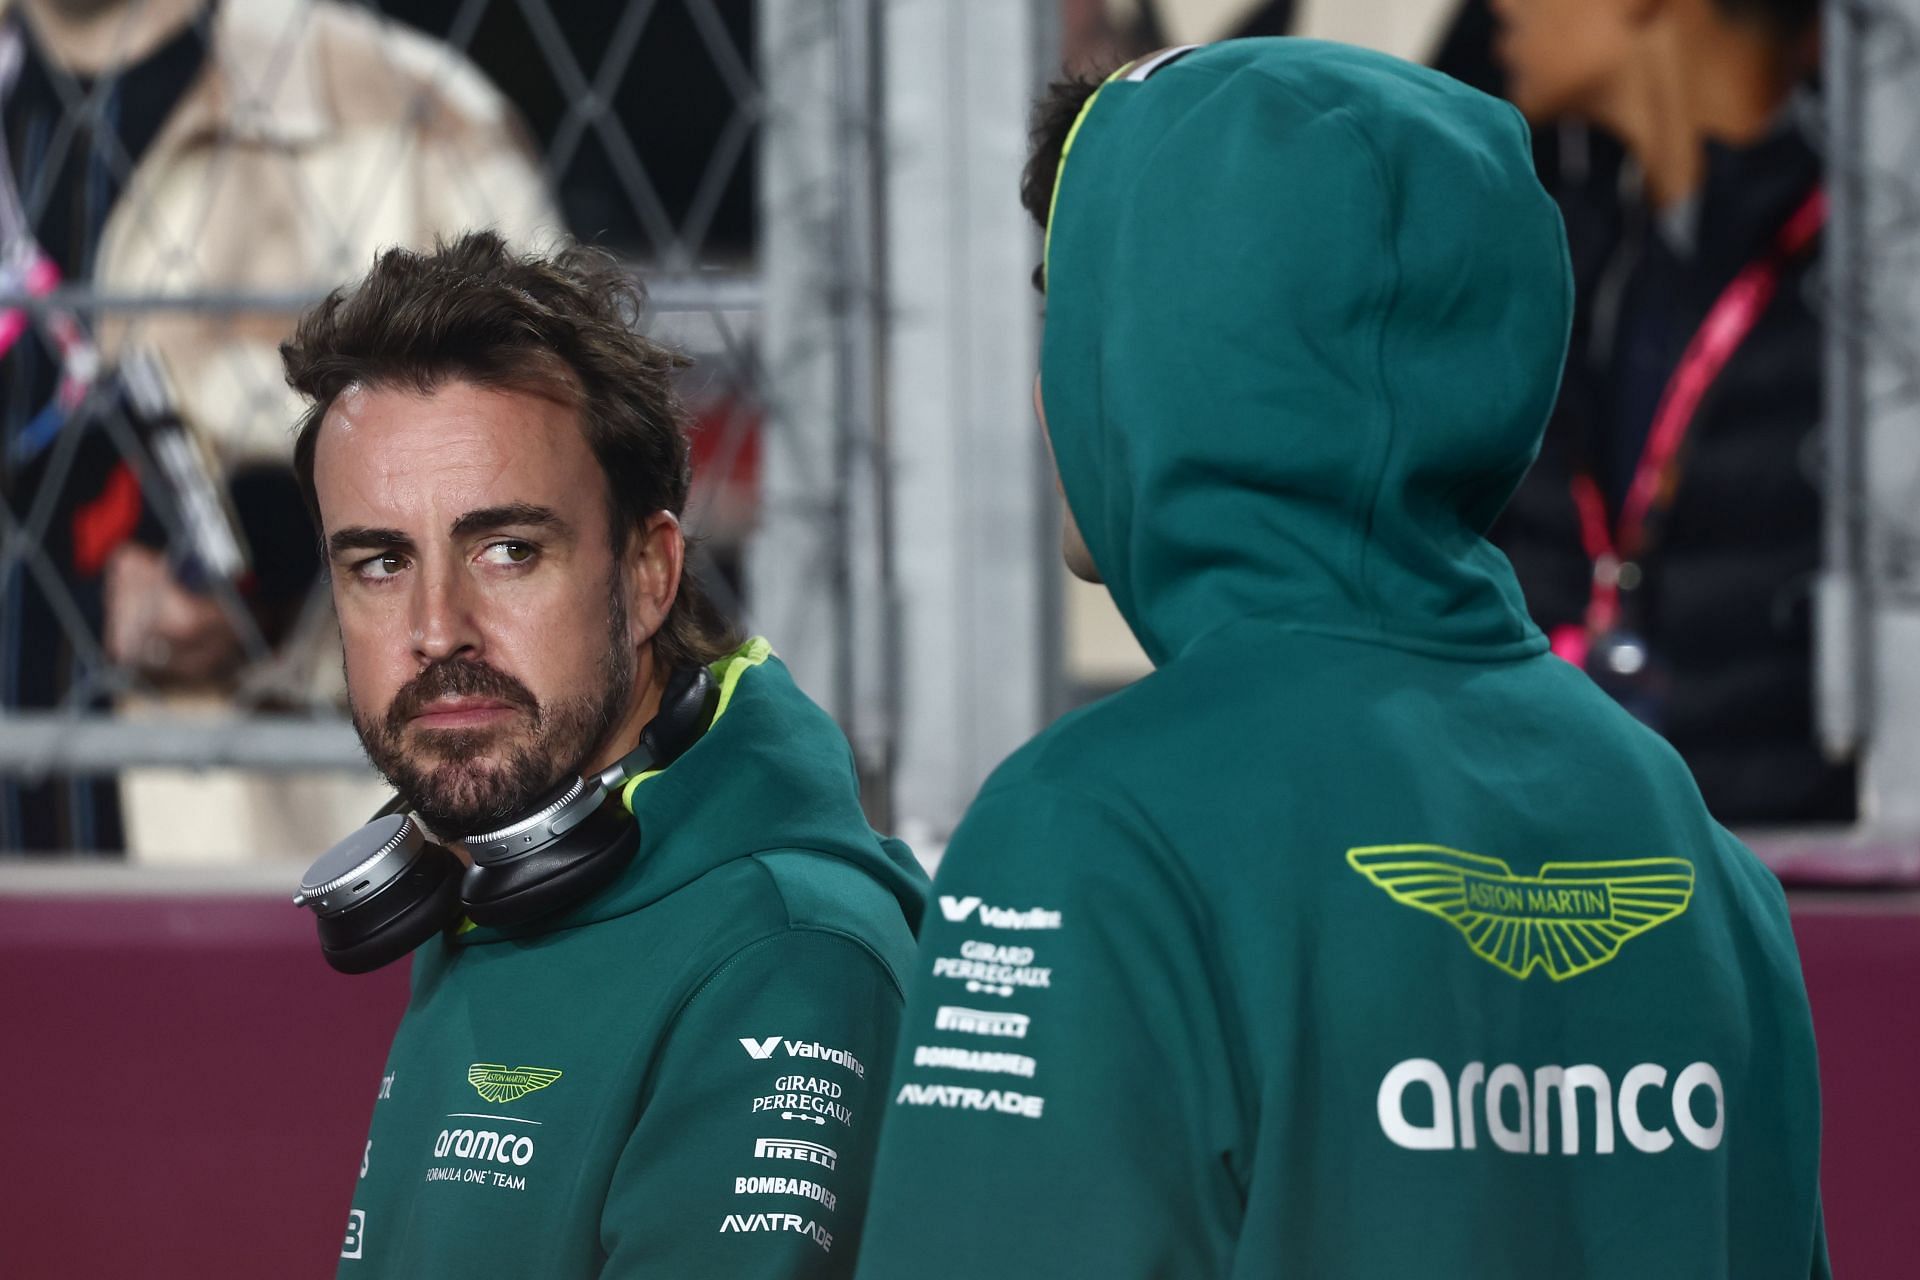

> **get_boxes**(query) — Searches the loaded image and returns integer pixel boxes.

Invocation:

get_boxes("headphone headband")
[297,662,722,972]
[595,664,719,791]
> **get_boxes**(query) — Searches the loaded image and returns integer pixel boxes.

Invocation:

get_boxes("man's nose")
[409,559,481,664]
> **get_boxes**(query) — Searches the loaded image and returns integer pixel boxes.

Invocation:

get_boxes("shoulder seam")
[745,849,912,995]
[684,915,908,1020]
[970,774,1172,855]
[749,853,799,931]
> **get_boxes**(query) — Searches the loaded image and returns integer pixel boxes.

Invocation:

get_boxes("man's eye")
[358,553,408,580]
[482,541,536,566]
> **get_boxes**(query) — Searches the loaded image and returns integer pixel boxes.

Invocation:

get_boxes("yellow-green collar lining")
[1042,48,1205,287]
[619,636,773,812]
[1042,64,1131,288]
[454,638,776,935]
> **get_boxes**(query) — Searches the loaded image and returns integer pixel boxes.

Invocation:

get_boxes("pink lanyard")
[0,23,99,408]
[1569,185,1827,641]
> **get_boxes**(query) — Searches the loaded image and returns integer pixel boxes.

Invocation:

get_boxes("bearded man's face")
[314,380,640,836]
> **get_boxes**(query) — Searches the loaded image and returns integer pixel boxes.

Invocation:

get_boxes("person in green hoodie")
[279,232,926,1277]
[854,39,1825,1279]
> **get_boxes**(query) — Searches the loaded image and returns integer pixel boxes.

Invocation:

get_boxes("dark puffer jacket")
[1493,120,1856,824]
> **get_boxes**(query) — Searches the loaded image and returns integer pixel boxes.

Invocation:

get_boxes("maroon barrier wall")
[1790,893,1920,1278]
[0,894,408,1279]
[0,888,1914,1276]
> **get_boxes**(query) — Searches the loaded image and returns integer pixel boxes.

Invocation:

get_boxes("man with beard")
[281,232,925,1277]
[0,0,557,858]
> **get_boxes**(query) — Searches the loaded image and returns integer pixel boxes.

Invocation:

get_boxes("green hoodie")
[337,640,926,1277]
[855,40,1825,1279]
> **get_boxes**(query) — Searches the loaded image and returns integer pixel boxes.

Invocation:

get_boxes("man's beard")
[352,585,636,837]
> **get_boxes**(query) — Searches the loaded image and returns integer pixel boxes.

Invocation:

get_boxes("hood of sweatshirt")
[1041,39,1572,666]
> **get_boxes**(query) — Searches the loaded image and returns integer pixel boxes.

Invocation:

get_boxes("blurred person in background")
[856,39,1824,1278]
[1486,0,1850,824]
[0,0,555,855]
[286,233,923,1275]
[1071,1,1466,74]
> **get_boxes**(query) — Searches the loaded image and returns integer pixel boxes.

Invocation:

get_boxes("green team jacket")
[337,640,926,1277]
[855,40,1827,1279]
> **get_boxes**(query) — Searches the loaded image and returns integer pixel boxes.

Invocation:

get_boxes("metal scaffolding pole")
[0,715,366,775]
[754,0,1055,841]
[1820,0,1920,833]
[879,0,1055,843]
[751,0,897,813]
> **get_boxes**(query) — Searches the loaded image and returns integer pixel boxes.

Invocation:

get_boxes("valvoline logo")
[738,1037,866,1079]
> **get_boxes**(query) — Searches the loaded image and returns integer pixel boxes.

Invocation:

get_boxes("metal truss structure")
[1819,0,1920,837]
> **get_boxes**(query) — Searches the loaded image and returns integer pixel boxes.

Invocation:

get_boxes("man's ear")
[624,511,684,649]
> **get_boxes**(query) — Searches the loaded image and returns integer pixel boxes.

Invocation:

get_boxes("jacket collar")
[1693,109,1822,277]
[0,0,331,148]
[156,0,330,149]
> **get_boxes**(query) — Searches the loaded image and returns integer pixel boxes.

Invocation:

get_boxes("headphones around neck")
[294,664,719,975]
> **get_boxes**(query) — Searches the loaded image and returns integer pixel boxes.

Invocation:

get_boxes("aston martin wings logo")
[467,1064,563,1104]
[1346,844,1694,981]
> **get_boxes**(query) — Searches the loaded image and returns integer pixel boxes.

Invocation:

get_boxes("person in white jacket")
[0,0,559,858]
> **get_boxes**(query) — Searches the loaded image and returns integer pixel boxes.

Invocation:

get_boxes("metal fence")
[1820,0,1920,832]
[15,0,1910,864]
[0,0,1061,860]
[0,0,862,854]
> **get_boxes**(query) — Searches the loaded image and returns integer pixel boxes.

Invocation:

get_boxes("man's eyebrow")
[327,526,412,559]
[449,503,571,540]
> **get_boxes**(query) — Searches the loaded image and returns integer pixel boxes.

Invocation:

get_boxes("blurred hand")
[103,543,245,687]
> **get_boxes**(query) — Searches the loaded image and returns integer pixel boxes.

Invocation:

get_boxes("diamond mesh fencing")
[1817,0,1920,806]
[0,0,869,856]
[1797,0,1920,802]
[1827,0,1920,602]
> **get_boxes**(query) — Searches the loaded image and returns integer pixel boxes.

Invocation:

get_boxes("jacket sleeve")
[599,927,905,1279]
[854,783,1250,1279]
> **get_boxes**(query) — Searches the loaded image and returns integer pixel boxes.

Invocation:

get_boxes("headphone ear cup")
[638,665,718,768]
[453,665,712,931]
[460,801,640,928]
[316,843,464,974]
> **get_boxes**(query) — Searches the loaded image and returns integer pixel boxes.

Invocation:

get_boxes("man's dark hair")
[1020,69,1108,290]
[281,231,739,675]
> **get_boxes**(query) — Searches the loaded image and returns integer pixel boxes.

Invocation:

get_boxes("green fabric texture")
[339,643,925,1277]
[856,39,1825,1279]
[1044,39,1567,668]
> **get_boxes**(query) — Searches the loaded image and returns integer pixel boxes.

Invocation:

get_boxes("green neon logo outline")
[1346,843,1694,981]
[467,1063,563,1105]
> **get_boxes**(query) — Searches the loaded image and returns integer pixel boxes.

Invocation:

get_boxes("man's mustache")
[385,659,538,735]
